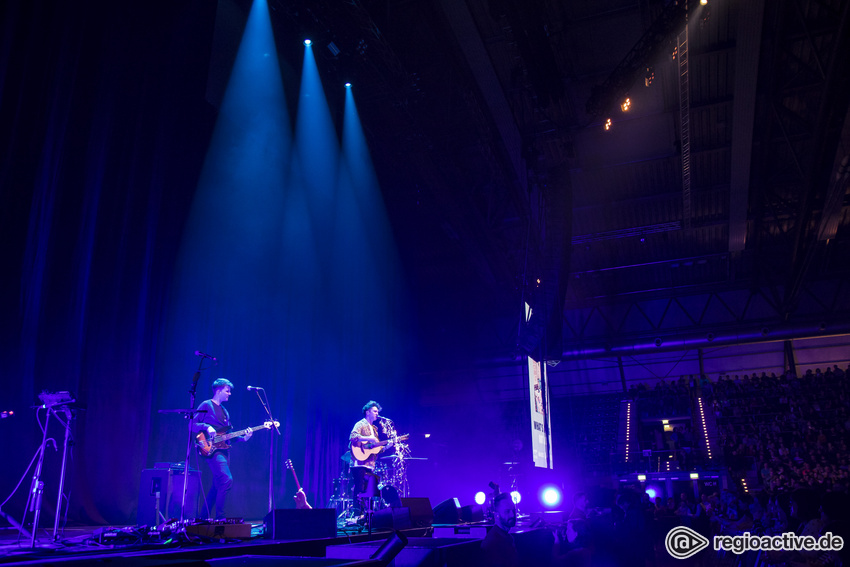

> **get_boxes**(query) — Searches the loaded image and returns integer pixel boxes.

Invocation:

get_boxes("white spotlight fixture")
[344,82,352,88]
[510,491,521,504]
[303,39,312,47]
[475,492,486,505]
[541,487,562,507]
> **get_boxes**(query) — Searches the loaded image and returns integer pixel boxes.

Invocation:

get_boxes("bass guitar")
[195,420,279,457]
[350,434,409,461]
[284,459,312,509]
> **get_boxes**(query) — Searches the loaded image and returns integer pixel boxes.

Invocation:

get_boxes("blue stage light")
[344,82,352,88]
[303,39,312,47]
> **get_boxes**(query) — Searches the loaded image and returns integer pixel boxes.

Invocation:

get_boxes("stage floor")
[0,522,485,566]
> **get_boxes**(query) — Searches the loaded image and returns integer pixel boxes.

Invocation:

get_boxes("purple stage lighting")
[474,491,486,505]
[646,487,657,500]
[510,490,521,504]
[541,486,562,507]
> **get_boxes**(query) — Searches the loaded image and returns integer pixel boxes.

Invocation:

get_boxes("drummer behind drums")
[349,401,396,513]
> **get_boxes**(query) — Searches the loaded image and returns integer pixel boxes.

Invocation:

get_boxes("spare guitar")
[195,420,279,457]
[284,459,312,509]
[350,434,409,461]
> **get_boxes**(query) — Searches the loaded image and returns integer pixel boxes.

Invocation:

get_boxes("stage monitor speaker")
[372,506,412,530]
[460,504,485,523]
[137,468,201,526]
[264,508,337,540]
[400,497,433,527]
[432,497,461,525]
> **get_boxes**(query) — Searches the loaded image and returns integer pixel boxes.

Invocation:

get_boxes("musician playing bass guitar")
[194,378,252,520]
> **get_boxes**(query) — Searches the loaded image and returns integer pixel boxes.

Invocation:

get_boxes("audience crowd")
[709,365,850,494]
[539,364,850,567]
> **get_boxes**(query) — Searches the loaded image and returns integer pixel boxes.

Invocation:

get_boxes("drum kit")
[328,451,407,528]
[329,443,424,528]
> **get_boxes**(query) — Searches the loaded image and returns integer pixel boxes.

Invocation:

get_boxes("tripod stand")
[19,392,76,548]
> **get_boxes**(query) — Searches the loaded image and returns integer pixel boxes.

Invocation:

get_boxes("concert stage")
[0,523,487,567]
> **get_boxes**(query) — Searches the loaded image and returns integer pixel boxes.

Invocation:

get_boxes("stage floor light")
[541,486,561,507]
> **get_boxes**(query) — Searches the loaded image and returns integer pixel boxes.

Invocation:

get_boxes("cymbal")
[158,408,208,414]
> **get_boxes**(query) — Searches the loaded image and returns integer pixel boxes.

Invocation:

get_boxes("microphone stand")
[179,360,204,526]
[252,388,281,513]
[24,406,53,548]
[51,407,74,542]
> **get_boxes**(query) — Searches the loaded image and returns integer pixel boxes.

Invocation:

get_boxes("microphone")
[195,350,217,361]
[247,385,264,391]
[378,415,394,422]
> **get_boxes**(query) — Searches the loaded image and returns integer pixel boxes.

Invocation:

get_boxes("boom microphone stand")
[250,387,280,513]
[179,357,206,525]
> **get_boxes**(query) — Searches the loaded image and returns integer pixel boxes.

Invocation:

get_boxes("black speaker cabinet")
[264,508,337,540]
[137,468,201,525]
[372,506,412,530]
[432,497,461,524]
[400,497,433,527]
[460,504,485,523]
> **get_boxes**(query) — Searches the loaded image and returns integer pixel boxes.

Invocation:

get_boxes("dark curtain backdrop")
[0,0,411,526]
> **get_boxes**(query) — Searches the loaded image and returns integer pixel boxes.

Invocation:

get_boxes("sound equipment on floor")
[400,497,433,527]
[264,508,337,540]
[432,497,461,524]
[460,503,485,523]
[137,466,201,526]
[185,519,252,539]
[372,506,412,530]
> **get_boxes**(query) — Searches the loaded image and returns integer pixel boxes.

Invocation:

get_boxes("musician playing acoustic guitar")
[194,378,252,519]
[348,401,396,513]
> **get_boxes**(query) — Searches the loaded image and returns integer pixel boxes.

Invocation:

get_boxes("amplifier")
[137,468,202,526]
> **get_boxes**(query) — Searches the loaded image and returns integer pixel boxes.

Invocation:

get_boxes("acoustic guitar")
[195,420,279,457]
[350,434,409,461]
